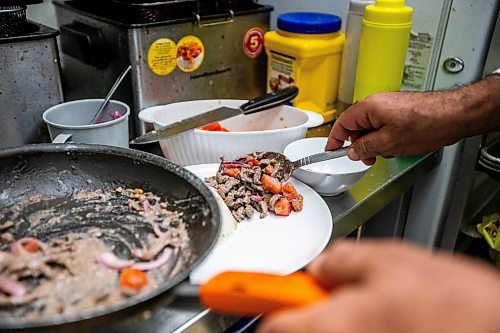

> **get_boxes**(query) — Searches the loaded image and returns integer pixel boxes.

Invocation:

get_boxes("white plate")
[185,163,333,285]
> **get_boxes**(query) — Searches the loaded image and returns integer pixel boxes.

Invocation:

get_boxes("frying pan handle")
[240,86,299,115]
[199,271,328,317]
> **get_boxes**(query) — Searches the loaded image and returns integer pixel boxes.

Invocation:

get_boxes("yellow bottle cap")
[364,0,412,26]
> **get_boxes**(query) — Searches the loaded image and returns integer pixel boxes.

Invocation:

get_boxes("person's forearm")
[327,73,500,162]
[451,74,500,138]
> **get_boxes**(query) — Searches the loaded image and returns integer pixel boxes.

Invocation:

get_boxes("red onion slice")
[10,237,48,256]
[96,252,135,270]
[110,111,124,120]
[0,277,26,297]
[250,195,263,202]
[143,199,152,214]
[132,248,173,271]
[152,224,164,238]
[222,162,252,168]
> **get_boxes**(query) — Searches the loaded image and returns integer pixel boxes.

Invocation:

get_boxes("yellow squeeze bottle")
[264,12,345,124]
[353,0,413,102]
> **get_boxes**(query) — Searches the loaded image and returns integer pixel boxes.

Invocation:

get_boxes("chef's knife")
[130,86,299,145]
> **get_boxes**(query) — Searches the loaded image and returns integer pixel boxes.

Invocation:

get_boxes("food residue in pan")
[205,152,304,222]
[0,188,189,318]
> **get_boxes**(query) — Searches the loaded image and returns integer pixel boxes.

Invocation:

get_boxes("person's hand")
[326,74,500,165]
[326,91,463,165]
[257,240,500,333]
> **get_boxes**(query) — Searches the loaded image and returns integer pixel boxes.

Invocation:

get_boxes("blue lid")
[277,12,342,34]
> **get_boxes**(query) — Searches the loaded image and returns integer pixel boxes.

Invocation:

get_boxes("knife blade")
[130,86,299,145]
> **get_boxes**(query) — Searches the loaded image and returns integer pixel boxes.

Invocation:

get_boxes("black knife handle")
[240,86,299,115]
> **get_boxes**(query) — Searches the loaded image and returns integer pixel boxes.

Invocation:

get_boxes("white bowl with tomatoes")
[138,99,323,166]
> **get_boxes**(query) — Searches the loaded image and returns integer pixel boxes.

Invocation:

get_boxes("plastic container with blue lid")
[264,12,345,125]
[277,12,342,34]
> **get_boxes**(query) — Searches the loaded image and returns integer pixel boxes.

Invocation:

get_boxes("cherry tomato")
[291,194,304,212]
[200,122,222,131]
[262,174,282,194]
[200,123,231,131]
[246,157,259,167]
[120,268,149,291]
[263,165,274,175]
[274,198,292,216]
[282,182,299,200]
[21,239,41,253]
[223,167,240,178]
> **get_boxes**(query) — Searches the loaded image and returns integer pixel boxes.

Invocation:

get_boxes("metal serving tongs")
[261,147,349,181]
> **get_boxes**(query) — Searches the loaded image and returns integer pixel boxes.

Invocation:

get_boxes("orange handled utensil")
[199,271,329,316]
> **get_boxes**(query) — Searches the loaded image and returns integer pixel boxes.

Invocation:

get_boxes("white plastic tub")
[139,99,323,166]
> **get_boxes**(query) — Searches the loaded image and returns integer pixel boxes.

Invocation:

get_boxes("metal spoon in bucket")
[89,65,132,125]
[262,147,349,181]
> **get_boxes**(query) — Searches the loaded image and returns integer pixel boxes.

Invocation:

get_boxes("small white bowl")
[139,100,323,166]
[284,138,372,196]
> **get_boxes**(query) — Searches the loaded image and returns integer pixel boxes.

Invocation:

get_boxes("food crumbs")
[133,188,144,198]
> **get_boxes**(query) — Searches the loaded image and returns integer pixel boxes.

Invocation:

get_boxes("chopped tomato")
[200,122,230,131]
[282,182,299,200]
[274,198,292,216]
[120,268,149,291]
[263,165,274,175]
[21,239,40,253]
[200,122,222,131]
[291,194,304,212]
[223,167,240,178]
[246,157,259,167]
[261,174,282,194]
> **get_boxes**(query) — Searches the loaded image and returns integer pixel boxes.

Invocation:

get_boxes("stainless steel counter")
[100,151,441,333]
[327,151,441,239]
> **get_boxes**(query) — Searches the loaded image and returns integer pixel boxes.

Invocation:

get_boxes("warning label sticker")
[401,32,434,91]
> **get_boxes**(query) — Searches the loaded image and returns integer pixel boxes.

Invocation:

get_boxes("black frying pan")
[0,144,221,332]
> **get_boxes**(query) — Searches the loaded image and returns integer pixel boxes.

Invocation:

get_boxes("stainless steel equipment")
[0,1,63,148]
[53,0,273,137]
